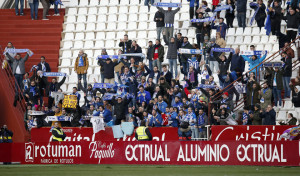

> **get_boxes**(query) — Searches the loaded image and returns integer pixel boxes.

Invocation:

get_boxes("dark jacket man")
[154,10,165,27]
[98,58,119,79]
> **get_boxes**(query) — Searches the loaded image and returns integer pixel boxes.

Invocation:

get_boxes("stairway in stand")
[0,9,65,73]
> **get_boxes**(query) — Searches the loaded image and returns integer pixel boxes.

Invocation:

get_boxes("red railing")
[207,36,300,119]
[0,46,26,116]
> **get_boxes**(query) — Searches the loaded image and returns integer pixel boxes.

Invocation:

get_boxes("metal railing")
[207,36,300,119]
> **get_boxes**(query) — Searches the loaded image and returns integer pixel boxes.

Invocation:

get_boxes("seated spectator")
[279,113,297,125]
[251,103,262,125]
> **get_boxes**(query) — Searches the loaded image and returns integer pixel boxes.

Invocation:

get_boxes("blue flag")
[211,48,235,53]
[249,2,260,26]
[190,17,215,23]
[198,84,216,89]
[214,5,232,12]
[97,55,120,60]
[265,4,272,35]
[154,2,182,8]
[93,83,115,89]
[43,72,66,77]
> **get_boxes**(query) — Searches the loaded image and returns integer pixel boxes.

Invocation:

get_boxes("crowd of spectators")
[6,0,300,139]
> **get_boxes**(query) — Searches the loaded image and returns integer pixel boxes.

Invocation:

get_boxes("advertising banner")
[1,141,299,166]
[30,127,179,142]
[211,125,297,141]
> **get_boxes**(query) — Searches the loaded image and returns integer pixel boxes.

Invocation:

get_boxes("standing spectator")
[225,0,235,28]
[281,52,292,99]
[37,56,51,72]
[112,96,131,125]
[216,53,232,88]
[197,108,208,139]
[282,7,300,42]
[144,0,154,11]
[196,1,211,15]
[206,38,221,73]
[259,82,272,110]
[156,6,180,44]
[29,0,39,20]
[52,0,61,16]
[154,9,165,40]
[271,67,284,107]
[4,42,16,70]
[192,13,204,47]
[130,40,143,63]
[246,80,261,109]
[261,105,276,125]
[230,48,245,76]
[250,0,266,29]
[146,41,154,70]
[161,65,172,84]
[212,0,220,11]
[181,66,199,89]
[188,0,199,19]
[74,50,89,90]
[15,0,24,16]
[25,81,39,105]
[180,37,193,74]
[292,86,300,113]
[269,0,282,35]
[212,18,228,39]
[98,58,119,84]
[119,34,132,54]
[251,103,262,125]
[41,0,50,20]
[167,37,178,77]
[241,52,267,75]
[236,0,247,29]
[137,85,151,105]
[152,39,164,72]
[5,52,30,90]
[99,49,107,83]
[47,76,66,108]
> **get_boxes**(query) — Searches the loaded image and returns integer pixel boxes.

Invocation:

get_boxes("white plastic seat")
[129,6,138,12]
[78,7,87,15]
[66,16,76,23]
[64,33,74,40]
[79,0,89,6]
[107,14,117,22]
[68,8,77,15]
[89,0,99,6]
[89,75,99,83]
[233,18,238,27]
[96,32,105,39]
[226,36,235,45]
[116,32,124,39]
[244,36,252,44]
[127,22,137,30]
[181,5,189,12]
[139,14,148,21]
[84,41,94,49]
[73,41,83,49]
[61,50,72,58]
[149,12,155,20]
[97,15,107,22]
[106,32,115,40]
[61,59,71,67]
[273,44,279,52]
[283,101,294,110]
[109,6,118,14]
[264,44,273,52]
[137,39,147,48]
[87,15,96,23]
[240,45,248,51]
[105,40,115,48]
[261,36,269,44]
[138,22,148,30]
[75,32,85,40]
[139,6,148,13]
[77,15,86,23]
[180,29,187,36]
[119,6,128,13]
[100,0,108,6]
[65,24,75,32]
[109,0,118,6]
[98,7,107,14]
[117,22,127,30]
[96,23,106,30]
[234,36,244,44]
[107,23,116,30]
[252,36,260,44]
[67,84,77,92]
[85,32,95,40]
[60,68,70,76]
[72,50,80,57]
[252,27,260,35]
[227,28,235,36]
[180,13,189,21]
[75,23,85,31]
[259,28,267,36]
[256,44,264,51]
[269,36,277,44]
[118,14,128,22]
[137,31,147,39]
[148,22,156,30]
[86,23,95,31]
[128,31,137,39]
[243,27,252,36]
[235,28,244,36]
[182,21,189,29]
[95,41,105,48]
[128,14,138,22]
[63,41,73,49]
[84,50,93,58]
[94,68,101,75]
[187,29,196,38]
[68,0,78,6]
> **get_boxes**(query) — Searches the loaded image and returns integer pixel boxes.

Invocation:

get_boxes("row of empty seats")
[68,0,186,7]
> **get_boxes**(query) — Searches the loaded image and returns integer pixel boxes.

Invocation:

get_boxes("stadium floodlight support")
[207,36,300,121]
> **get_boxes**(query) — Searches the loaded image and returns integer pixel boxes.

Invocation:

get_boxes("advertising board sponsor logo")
[89,141,115,164]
